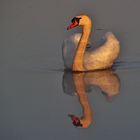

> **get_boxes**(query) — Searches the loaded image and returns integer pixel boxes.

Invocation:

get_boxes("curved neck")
[72,24,92,71]
[73,73,92,128]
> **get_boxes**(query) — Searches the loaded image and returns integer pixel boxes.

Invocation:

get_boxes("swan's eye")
[71,17,81,24]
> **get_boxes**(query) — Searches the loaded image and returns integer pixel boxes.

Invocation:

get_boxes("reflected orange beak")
[67,21,79,30]
[68,114,79,123]
[68,114,83,127]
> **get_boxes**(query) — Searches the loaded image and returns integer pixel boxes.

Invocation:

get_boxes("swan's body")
[62,15,120,71]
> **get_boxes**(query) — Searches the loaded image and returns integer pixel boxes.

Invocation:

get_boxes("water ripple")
[113,61,140,70]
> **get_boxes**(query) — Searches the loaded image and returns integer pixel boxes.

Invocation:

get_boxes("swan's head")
[67,15,92,30]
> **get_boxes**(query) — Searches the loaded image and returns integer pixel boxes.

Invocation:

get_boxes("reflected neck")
[73,73,93,128]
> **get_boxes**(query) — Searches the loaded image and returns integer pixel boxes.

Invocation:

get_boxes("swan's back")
[84,32,120,70]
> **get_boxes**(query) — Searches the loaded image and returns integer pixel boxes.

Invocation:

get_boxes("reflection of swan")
[63,70,120,128]
[62,15,120,71]
[84,70,120,99]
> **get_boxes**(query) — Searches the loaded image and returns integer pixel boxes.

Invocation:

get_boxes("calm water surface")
[1,0,140,140]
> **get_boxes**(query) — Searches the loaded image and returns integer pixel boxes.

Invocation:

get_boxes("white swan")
[62,15,120,72]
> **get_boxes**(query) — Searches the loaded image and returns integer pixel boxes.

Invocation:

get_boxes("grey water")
[0,0,140,140]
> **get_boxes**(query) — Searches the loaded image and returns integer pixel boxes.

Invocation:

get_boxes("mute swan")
[62,15,120,71]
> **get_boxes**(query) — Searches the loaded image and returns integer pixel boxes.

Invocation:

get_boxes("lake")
[0,0,140,140]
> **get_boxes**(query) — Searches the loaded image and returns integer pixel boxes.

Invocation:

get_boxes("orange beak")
[67,21,79,30]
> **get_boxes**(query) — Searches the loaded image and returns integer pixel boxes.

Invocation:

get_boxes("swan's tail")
[105,32,120,44]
